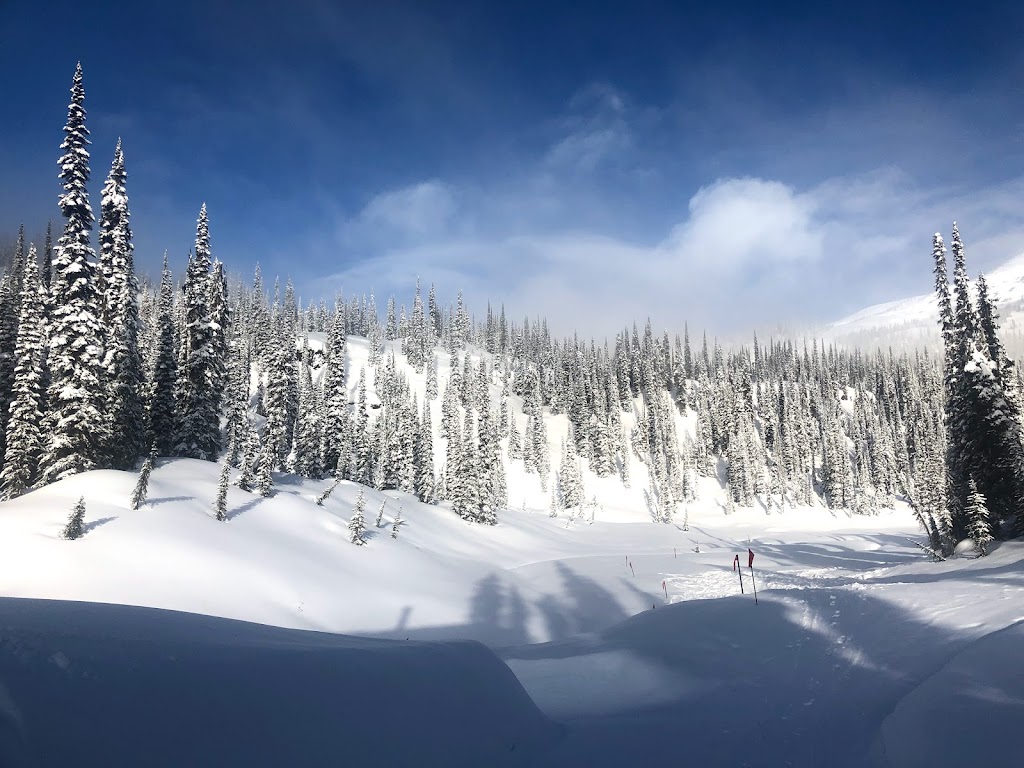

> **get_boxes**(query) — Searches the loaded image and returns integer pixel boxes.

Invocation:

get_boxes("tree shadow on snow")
[369,574,534,647]
[502,588,1000,768]
[84,517,116,533]
[365,563,632,649]
[146,496,192,507]
[226,497,263,521]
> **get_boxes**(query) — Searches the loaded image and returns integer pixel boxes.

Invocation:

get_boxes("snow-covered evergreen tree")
[1,252,47,499]
[0,274,19,465]
[316,476,341,506]
[174,204,222,460]
[349,489,368,545]
[322,307,348,470]
[147,254,178,455]
[130,450,154,510]
[234,425,258,492]
[263,330,295,469]
[965,475,992,556]
[98,139,145,469]
[476,405,504,524]
[215,449,231,521]
[63,496,86,540]
[558,437,584,511]
[40,63,109,484]
[414,402,436,503]
[256,438,274,498]
[508,413,522,460]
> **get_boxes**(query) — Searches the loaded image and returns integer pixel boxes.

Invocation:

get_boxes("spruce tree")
[414,402,436,503]
[349,489,368,545]
[425,354,438,400]
[508,413,522,460]
[63,496,86,540]
[965,475,992,556]
[40,63,109,484]
[235,425,258,492]
[208,259,230,415]
[1,252,47,499]
[0,273,19,465]
[174,204,222,460]
[98,139,145,469]
[558,438,584,511]
[263,332,294,468]
[316,476,341,506]
[215,449,231,521]
[391,507,403,538]
[322,307,348,469]
[42,221,53,291]
[256,439,274,497]
[130,450,155,510]
[932,233,955,386]
[476,405,504,524]
[375,499,386,528]
[147,254,178,455]
[293,360,323,477]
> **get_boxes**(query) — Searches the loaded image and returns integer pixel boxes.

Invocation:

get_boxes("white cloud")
[301,77,1024,339]
[661,178,823,270]
[310,167,1024,340]
[343,181,459,248]
[544,126,632,173]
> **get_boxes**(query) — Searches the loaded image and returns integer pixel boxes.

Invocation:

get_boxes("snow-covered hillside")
[829,251,1024,339]
[1,459,1022,767]
[8,321,1023,766]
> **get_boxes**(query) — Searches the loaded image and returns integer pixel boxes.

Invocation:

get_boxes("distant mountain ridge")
[829,252,1024,337]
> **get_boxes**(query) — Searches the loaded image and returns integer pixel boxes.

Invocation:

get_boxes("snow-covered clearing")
[1,459,1022,767]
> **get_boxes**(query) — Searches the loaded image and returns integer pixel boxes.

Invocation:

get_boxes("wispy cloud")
[543,84,632,174]
[309,159,1024,339]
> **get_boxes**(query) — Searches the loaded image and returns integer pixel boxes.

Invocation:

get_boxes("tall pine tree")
[1,252,47,498]
[175,204,222,460]
[98,139,145,468]
[40,63,109,484]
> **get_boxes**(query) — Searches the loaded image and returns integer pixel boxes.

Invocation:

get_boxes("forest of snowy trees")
[3,64,1023,556]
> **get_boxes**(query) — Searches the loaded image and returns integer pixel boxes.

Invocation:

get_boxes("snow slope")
[2,333,1023,765]
[2,458,1023,766]
[829,251,1024,339]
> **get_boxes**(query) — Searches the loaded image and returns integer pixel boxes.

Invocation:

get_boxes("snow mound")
[0,597,560,768]
[875,619,1024,767]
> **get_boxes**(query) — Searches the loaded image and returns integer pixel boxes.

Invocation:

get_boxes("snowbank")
[0,597,560,768]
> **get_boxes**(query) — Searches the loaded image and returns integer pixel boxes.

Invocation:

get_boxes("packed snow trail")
[498,538,1024,767]
[500,587,982,767]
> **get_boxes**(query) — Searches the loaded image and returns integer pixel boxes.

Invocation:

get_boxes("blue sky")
[2,0,1023,336]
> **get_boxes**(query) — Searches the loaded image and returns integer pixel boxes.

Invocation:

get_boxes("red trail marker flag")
[748,548,755,568]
